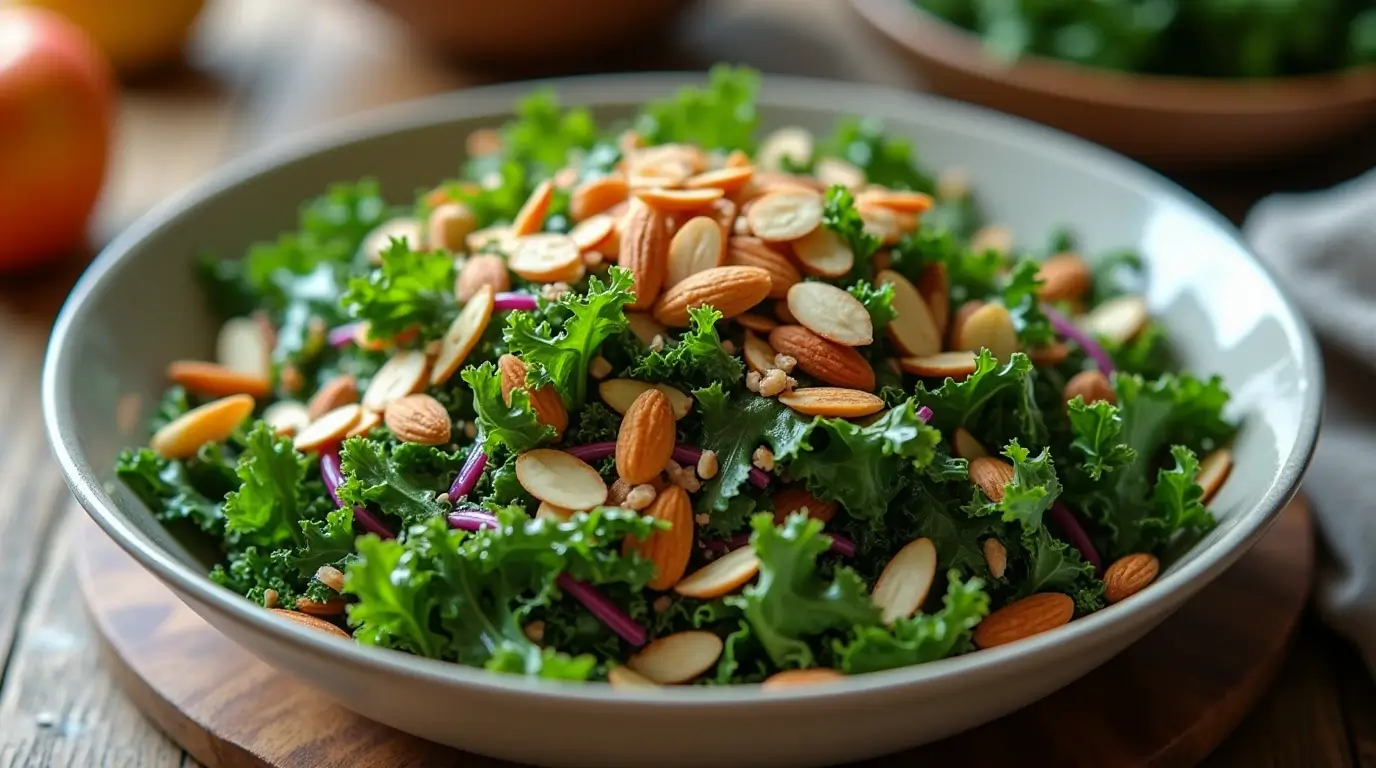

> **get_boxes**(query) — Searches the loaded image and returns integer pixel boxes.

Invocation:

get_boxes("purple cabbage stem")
[1049,502,1103,573]
[448,446,488,500]
[320,449,395,539]
[828,532,857,557]
[493,292,539,311]
[565,441,617,462]
[1043,305,1116,376]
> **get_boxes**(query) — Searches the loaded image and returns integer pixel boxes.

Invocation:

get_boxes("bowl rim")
[43,71,1323,706]
[850,0,1376,114]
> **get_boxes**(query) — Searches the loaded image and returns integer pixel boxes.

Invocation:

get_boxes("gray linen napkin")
[1243,168,1376,674]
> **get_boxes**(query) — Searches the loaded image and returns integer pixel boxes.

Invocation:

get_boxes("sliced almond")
[791,226,854,278]
[294,404,363,452]
[599,379,693,420]
[427,201,479,252]
[167,361,271,398]
[736,312,778,333]
[1064,370,1116,405]
[216,317,271,378]
[762,668,845,690]
[778,388,885,418]
[707,197,738,243]
[360,217,423,264]
[626,631,724,684]
[363,350,431,411]
[455,254,510,302]
[512,179,555,236]
[969,456,1015,502]
[863,190,934,214]
[635,187,725,212]
[571,174,630,221]
[569,214,616,252]
[1037,254,1093,303]
[878,269,942,357]
[616,389,677,485]
[674,545,760,599]
[747,191,824,242]
[743,332,777,374]
[953,427,988,460]
[815,157,866,189]
[262,401,311,437]
[970,225,1013,256]
[346,408,383,438]
[684,166,754,193]
[1029,342,1071,367]
[384,393,452,445]
[1081,296,1149,345]
[872,537,937,624]
[607,665,659,689]
[1199,448,1232,504]
[466,225,517,255]
[756,127,813,172]
[786,282,873,347]
[625,313,668,347]
[916,264,950,339]
[858,204,913,245]
[899,351,978,378]
[307,375,358,421]
[150,394,256,460]
[948,300,985,349]
[516,449,608,511]
[666,216,725,288]
[956,303,1019,363]
[270,609,350,639]
[536,501,576,522]
[508,234,581,283]
[430,285,495,387]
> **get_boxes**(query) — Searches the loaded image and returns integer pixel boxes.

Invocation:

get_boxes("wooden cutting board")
[76,497,1312,767]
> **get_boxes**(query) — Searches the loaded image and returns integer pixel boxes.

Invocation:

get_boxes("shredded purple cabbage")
[320,449,395,539]
[1049,502,1103,573]
[493,292,539,311]
[565,441,617,462]
[326,323,360,349]
[917,405,933,423]
[447,445,487,500]
[1043,305,1115,375]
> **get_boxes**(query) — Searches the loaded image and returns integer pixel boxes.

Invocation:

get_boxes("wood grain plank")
[1333,632,1376,767]
[0,511,184,768]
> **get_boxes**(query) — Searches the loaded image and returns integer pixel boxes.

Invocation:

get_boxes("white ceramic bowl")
[42,74,1322,767]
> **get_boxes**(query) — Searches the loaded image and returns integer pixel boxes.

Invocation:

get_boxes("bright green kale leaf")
[337,438,464,527]
[223,423,313,548]
[461,362,556,454]
[289,505,358,574]
[501,88,600,173]
[727,514,881,668]
[1144,445,1214,553]
[916,349,1046,448]
[1103,322,1173,380]
[504,268,634,410]
[821,186,882,283]
[1000,259,1056,347]
[345,532,446,658]
[833,572,989,674]
[115,448,226,536]
[211,546,307,609]
[343,240,456,342]
[441,161,532,230]
[626,306,744,389]
[1067,398,1137,481]
[847,280,897,332]
[1017,525,1104,611]
[967,440,1061,531]
[634,64,760,152]
[820,116,935,192]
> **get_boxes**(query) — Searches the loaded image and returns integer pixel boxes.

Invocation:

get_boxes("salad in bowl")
[115,66,1236,689]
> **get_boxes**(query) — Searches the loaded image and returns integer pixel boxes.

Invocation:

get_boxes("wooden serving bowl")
[849,0,1376,167]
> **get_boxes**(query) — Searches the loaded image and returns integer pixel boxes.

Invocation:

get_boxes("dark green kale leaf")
[342,240,456,342]
[692,384,811,530]
[337,438,464,528]
[461,362,556,455]
[625,306,744,390]
[833,572,989,674]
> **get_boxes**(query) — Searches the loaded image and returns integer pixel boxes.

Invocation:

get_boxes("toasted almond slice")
[634,187,725,211]
[216,317,271,378]
[569,213,616,252]
[917,264,950,337]
[536,500,576,522]
[1199,448,1233,504]
[815,157,866,189]
[428,201,479,252]
[953,427,988,460]
[762,668,845,690]
[724,149,751,168]
[512,179,554,236]
[743,332,777,374]
[625,312,668,347]
[1080,296,1149,345]
[167,361,272,398]
[571,174,630,221]
[684,166,754,193]
[736,312,778,333]
[509,234,581,283]
[430,285,495,387]
[747,191,824,242]
[1028,342,1070,367]
[666,216,725,288]
[864,190,935,215]
[756,127,814,172]
[626,631,724,684]
[307,375,359,421]
[466,225,517,254]
[872,537,937,624]
[270,609,351,639]
[516,449,608,511]
[1037,253,1093,302]
[778,388,885,418]
[969,456,1015,502]
[970,225,1013,256]
[262,401,311,437]
[956,303,1019,362]
[360,217,423,264]
[786,282,873,347]
[150,394,256,460]
[791,226,854,278]
[294,404,363,452]
[674,545,760,599]
[363,350,431,411]
[607,665,659,689]
[900,351,978,378]
[599,379,693,420]
[345,408,383,438]
[859,204,914,244]
[879,269,942,357]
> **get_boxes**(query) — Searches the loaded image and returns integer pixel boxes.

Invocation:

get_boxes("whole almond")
[787,281,873,346]
[973,593,1074,649]
[456,254,510,301]
[957,303,1019,362]
[1037,253,1093,302]
[626,629,723,684]
[878,269,942,357]
[772,486,837,524]
[666,216,725,288]
[308,374,358,421]
[270,609,350,639]
[727,237,801,299]
[969,456,1015,502]
[151,394,256,460]
[917,264,950,337]
[623,484,694,590]
[516,449,608,510]
[616,389,676,485]
[166,361,271,399]
[498,354,569,439]
[1064,370,1116,405]
[1104,553,1160,604]
[652,266,772,327]
[952,427,988,460]
[570,174,630,221]
[769,325,876,391]
[384,393,452,445]
[872,537,937,624]
[1198,448,1233,504]
[778,387,885,418]
[674,545,760,599]
[983,538,1007,579]
[948,300,985,349]
[622,200,671,311]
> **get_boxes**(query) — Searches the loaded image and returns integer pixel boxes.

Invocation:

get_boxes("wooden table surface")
[2,1,1375,766]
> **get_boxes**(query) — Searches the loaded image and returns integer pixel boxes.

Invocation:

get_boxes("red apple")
[0,7,114,273]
